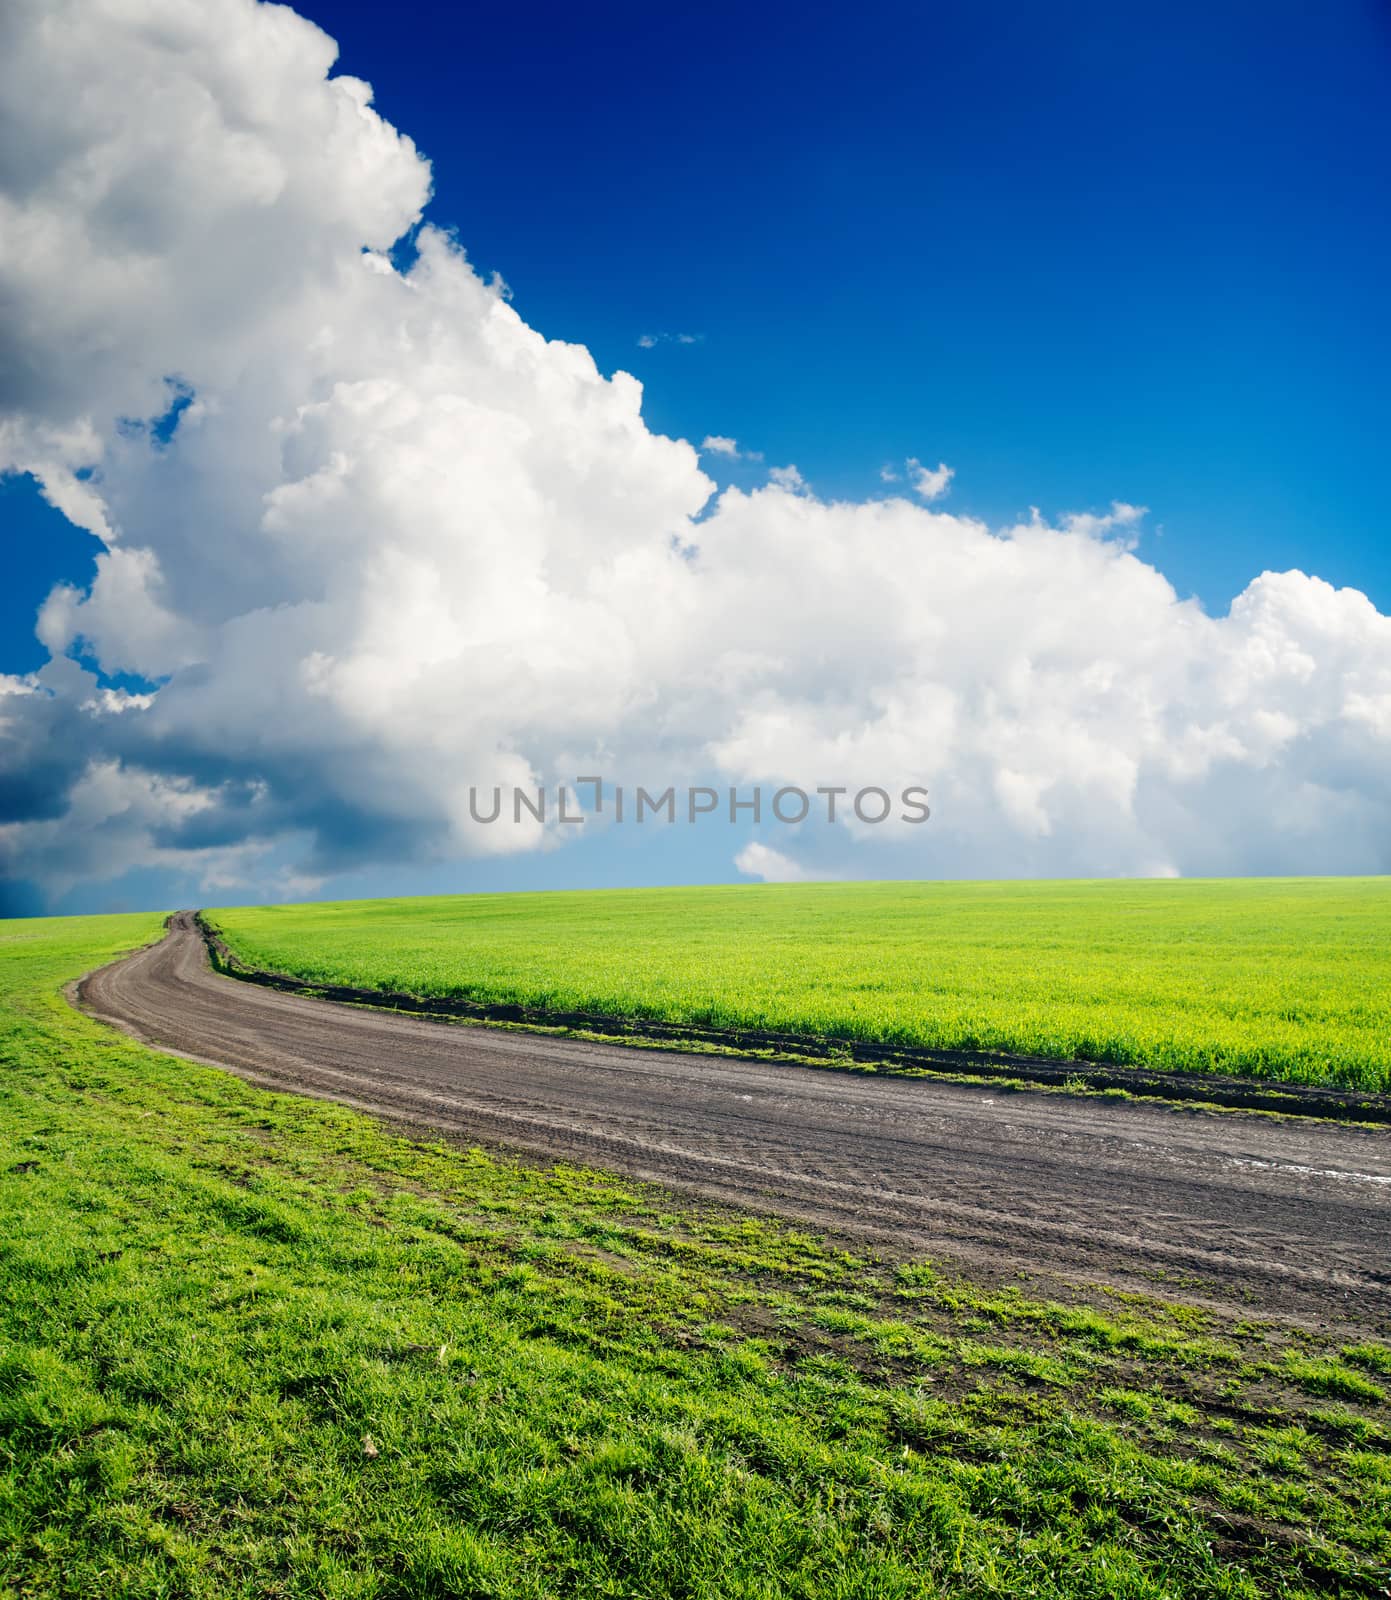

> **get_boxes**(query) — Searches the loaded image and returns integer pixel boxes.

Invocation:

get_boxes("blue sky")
[6,0,1390,670]
[2,0,1389,913]
[307,0,1391,611]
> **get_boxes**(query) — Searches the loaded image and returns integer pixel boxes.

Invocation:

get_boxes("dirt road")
[78,912,1391,1326]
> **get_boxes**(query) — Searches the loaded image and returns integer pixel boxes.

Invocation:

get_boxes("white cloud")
[638,331,702,349]
[1061,501,1148,548]
[906,458,954,501]
[735,841,813,883]
[0,0,1388,908]
[701,435,763,463]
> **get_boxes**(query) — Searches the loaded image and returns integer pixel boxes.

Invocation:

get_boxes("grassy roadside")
[2,913,1390,1598]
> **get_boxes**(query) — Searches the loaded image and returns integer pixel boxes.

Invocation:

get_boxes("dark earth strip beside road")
[197,914,1391,1122]
[77,913,1391,1332]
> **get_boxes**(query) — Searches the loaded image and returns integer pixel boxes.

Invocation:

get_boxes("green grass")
[2,913,1390,1596]
[211,878,1391,1091]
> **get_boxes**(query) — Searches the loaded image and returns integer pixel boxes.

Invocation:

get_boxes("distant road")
[78,912,1391,1327]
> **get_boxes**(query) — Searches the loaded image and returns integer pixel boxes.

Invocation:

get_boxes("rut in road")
[77,912,1391,1330]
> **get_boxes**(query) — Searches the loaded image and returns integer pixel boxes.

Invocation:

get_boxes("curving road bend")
[77,913,1391,1328]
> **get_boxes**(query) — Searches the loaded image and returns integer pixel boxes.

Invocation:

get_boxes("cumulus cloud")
[1,0,1389,911]
[701,435,763,462]
[637,331,702,349]
[906,458,954,501]
[767,464,808,493]
[735,841,815,883]
[1060,501,1148,548]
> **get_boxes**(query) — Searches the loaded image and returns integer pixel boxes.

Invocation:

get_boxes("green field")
[2,911,1390,1597]
[212,878,1391,1091]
